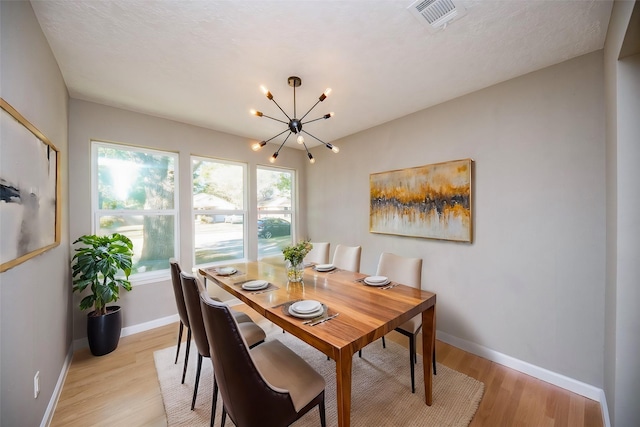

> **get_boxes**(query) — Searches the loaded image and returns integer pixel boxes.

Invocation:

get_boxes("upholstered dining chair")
[169,259,257,383]
[304,242,330,265]
[375,252,433,393]
[200,294,327,427]
[331,244,362,272]
[169,259,195,384]
[180,272,266,420]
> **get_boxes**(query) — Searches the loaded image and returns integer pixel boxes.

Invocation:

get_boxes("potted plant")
[282,240,313,283]
[71,233,134,356]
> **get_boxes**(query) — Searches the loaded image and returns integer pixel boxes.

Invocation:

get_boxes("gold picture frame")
[1,98,61,272]
[370,158,473,242]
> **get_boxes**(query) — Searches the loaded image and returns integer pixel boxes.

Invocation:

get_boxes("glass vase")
[286,260,304,283]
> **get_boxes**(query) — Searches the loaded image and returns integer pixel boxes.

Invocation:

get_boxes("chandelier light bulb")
[252,141,266,151]
[319,87,332,102]
[260,85,273,100]
[269,152,278,163]
[308,153,315,164]
[297,134,305,144]
[332,145,340,153]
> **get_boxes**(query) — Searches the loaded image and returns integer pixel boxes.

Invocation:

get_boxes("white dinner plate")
[217,267,237,276]
[314,264,336,272]
[242,280,269,290]
[288,305,325,319]
[364,277,391,286]
[365,275,388,284]
[291,300,322,314]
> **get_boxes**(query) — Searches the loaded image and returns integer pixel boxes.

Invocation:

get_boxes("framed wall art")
[370,158,473,242]
[1,98,60,272]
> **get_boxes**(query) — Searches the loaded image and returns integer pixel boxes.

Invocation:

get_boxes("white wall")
[604,2,640,425]
[0,2,71,426]
[308,51,607,388]
[68,100,309,340]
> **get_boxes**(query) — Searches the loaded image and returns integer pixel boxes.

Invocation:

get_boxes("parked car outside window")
[224,214,243,224]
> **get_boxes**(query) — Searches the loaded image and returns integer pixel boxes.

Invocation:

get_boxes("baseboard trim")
[437,331,611,426]
[41,343,73,427]
[121,313,179,337]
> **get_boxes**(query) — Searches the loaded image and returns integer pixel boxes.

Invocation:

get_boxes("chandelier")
[250,76,339,164]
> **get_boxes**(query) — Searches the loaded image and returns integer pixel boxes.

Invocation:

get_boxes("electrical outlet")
[34,371,40,399]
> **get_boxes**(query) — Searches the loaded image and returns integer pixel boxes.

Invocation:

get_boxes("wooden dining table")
[199,261,436,427]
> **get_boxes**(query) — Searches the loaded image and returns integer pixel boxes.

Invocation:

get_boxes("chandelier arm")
[302,140,311,153]
[260,114,289,125]
[302,141,315,163]
[269,97,292,121]
[274,132,293,154]
[301,114,332,125]
[299,99,322,121]
[300,129,330,146]
[263,128,291,143]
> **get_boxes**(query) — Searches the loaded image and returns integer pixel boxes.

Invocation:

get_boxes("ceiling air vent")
[407,0,468,32]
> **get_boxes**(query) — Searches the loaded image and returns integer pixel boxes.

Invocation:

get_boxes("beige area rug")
[154,331,484,427]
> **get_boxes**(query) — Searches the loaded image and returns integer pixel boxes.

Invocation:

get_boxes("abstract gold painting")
[370,159,473,242]
[1,98,60,272]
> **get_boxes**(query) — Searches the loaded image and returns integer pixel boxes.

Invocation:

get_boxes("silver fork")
[381,283,398,290]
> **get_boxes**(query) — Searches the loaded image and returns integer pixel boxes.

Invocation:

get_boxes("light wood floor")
[51,305,603,427]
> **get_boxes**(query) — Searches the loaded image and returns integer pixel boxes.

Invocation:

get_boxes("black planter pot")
[87,306,122,356]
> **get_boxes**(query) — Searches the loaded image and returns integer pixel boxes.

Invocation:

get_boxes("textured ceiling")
[31,0,613,148]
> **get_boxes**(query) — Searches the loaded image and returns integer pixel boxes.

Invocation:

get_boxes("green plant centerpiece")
[71,233,134,356]
[282,240,312,283]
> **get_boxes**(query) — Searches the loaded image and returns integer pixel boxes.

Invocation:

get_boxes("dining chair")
[375,252,433,393]
[169,259,195,384]
[304,242,330,265]
[331,244,362,272]
[170,259,257,383]
[180,272,266,422]
[200,294,327,427]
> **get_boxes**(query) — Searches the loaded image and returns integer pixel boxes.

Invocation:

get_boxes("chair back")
[200,295,297,426]
[169,259,190,328]
[304,242,330,264]
[376,252,422,288]
[179,272,210,358]
[332,244,362,272]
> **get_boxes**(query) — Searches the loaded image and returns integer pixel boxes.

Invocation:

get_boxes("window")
[192,157,246,266]
[257,166,294,259]
[92,141,178,279]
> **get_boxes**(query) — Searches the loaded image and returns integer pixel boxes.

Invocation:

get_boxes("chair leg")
[174,321,184,364]
[221,407,227,427]
[191,354,203,410]
[181,328,192,384]
[319,395,327,427]
[210,375,218,427]
[409,334,416,393]
[358,349,362,358]
[433,346,437,375]
[382,336,386,348]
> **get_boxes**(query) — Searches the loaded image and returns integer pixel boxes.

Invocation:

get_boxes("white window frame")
[91,140,179,284]
[191,156,248,267]
[256,165,296,240]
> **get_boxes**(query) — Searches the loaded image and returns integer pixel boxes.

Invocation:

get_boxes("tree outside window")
[93,142,178,276]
